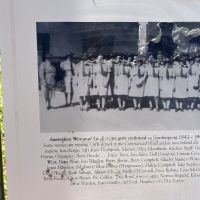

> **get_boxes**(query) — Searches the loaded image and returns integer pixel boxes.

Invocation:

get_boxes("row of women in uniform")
[39,54,200,111]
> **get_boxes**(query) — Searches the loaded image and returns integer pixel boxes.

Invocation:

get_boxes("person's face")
[190,60,194,65]
[182,57,186,61]
[116,56,121,62]
[45,58,50,63]
[97,55,103,63]
[138,61,142,67]
[122,59,126,63]
[180,61,184,66]
[195,58,200,62]
[151,62,155,67]
[128,57,131,62]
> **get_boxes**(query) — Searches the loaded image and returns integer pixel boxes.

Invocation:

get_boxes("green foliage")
[0,62,8,200]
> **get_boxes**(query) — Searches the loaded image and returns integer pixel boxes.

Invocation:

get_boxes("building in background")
[37,22,139,60]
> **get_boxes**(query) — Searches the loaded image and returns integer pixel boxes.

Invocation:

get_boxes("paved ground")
[39,91,200,133]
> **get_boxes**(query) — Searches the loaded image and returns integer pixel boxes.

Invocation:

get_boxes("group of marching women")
[39,53,200,112]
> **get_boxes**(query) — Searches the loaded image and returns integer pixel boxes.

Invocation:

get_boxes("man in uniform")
[39,54,56,110]
[60,53,74,106]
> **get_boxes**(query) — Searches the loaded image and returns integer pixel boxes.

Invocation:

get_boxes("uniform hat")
[137,55,143,60]
[82,53,88,60]
[109,53,114,59]
[116,55,121,59]
[65,52,74,58]
[148,55,156,63]
[45,54,52,58]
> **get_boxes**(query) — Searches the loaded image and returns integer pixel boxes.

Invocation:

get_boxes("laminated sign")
[1,0,200,200]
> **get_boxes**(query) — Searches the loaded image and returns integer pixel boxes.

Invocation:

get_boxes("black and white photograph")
[37,22,200,132]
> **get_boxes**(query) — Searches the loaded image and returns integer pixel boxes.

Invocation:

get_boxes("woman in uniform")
[188,57,200,110]
[92,55,110,111]
[174,60,189,112]
[106,55,115,98]
[60,54,74,106]
[72,58,81,105]
[75,56,92,111]
[113,55,120,104]
[159,60,175,111]
[144,57,160,111]
[39,54,56,110]
[128,57,139,110]
[128,58,146,110]
[115,57,130,110]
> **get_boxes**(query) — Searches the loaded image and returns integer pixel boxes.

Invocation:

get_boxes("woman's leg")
[102,96,106,111]
[117,96,122,110]
[133,98,137,110]
[162,99,167,110]
[79,96,84,111]
[122,96,126,110]
[154,97,159,111]
[194,97,198,110]
[138,97,142,110]
[191,98,196,111]
[96,96,101,111]
[180,99,183,111]
[197,98,200,110]
[45,88,51,110]
[175,99,179,112]
[64,92,68,106]
[69,92,73,106]
[187,98,191,110]
[85,96,90,111]
[149,97,153,110]
[166,99,171,111]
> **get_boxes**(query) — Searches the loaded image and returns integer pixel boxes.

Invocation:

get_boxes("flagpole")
[138,22,148,55]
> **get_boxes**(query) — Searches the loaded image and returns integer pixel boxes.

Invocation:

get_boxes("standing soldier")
[144,57,160,111]
[92,55,111,111]
[129,57,146,110]
[60,53,74,106]
[136,58,146,110]
[188,57,200,110]
[129,56,139,110]
[107,54,115,101]
[159,60,175,111]
[39,54,56,110]
[76,56,92,111]
[115,57,130,110]
[174,60,189,112]
[72,58,81,105]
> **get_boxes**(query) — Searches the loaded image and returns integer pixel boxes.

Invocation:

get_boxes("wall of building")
[37,23,83,57]
[37,22,139,57]
[114,31,138,54]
